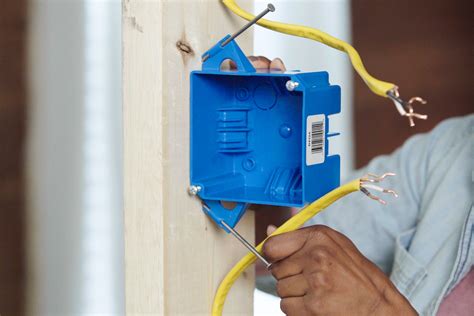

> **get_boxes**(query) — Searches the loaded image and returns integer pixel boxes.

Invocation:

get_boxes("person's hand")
[247,56,286,71]
[224,56,286,71]
[263,225,417,316]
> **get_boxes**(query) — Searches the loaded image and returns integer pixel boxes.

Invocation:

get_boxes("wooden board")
[123,0,255,314]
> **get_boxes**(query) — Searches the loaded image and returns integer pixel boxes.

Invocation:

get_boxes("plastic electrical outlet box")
[190,35,341,230]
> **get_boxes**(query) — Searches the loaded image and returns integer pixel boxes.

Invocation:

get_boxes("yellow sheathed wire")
[222,0,395,97]
[212,179,361,316]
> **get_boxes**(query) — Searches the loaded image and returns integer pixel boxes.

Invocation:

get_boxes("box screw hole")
[236,87,250,101]
[220,201,238,210]
[242,158,256,171]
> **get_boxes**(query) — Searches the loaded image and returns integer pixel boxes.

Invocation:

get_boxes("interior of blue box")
[191,73,305,206]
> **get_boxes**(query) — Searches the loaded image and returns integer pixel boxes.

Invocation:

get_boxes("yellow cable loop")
[222,0,395,97]
[212,179,361,316]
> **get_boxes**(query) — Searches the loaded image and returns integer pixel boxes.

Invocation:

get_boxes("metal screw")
[188,185,202,196]
[286,80,299,91]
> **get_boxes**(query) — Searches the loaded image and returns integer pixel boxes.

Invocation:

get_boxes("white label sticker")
[306,114,325,166]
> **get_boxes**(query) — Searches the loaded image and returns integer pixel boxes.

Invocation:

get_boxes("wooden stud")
[123,0,255,314]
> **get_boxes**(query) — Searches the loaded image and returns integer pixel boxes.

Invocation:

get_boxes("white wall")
[254,0,354,176]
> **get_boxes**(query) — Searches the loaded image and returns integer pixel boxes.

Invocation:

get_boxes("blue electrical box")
[190,35,341,231]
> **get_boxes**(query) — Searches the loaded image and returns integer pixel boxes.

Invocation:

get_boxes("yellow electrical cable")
[222,0,395,97]
[212,179,360,316]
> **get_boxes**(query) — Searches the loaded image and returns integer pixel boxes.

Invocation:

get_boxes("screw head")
[285,80,299,91]
[188,185,201,196]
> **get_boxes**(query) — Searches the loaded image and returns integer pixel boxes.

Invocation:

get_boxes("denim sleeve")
[307,116,472,274]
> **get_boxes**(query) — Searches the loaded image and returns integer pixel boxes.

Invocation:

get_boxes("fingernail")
[267,225,277,236]
[270,58,286,71]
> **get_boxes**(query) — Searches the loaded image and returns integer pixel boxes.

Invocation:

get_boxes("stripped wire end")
[387,87,427,127]
[360,172,398,205]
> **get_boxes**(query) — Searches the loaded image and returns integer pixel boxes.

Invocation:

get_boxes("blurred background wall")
[352,1,472,166]
[0,1,27,315]
[0,0,471,315]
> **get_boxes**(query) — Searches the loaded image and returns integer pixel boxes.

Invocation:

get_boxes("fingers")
[249,56,271,69]
[270,258,303,279]
[276,274,308,298]
[263,227,313,263]
[228,59,237,70]
[221,59,235,70]
[229,56,286,71]
[270,58,286,71]
[280,297,308,316]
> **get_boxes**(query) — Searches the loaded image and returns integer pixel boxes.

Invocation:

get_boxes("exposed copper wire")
[387,87,428,127]
[361,172,396,183]
[360,172,398,204]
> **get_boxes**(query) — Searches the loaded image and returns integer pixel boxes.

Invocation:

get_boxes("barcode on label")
[306,114,325,165]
